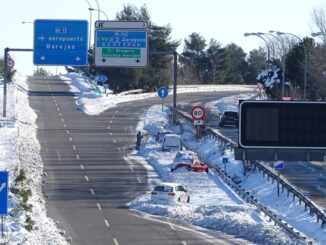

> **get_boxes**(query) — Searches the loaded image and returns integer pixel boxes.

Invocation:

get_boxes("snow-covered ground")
[1,72,325,244]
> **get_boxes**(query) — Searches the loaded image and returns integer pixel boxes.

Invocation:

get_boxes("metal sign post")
[274,161,284,197]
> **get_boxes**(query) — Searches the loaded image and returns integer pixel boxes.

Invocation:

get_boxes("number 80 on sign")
[191,106,205,120]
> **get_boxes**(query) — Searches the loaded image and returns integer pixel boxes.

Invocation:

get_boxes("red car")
[171,150,209,173]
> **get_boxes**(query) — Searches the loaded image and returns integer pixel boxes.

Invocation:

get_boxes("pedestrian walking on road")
[136,131,143,150]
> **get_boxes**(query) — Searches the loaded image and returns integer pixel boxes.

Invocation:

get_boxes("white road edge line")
[169,224,175,230]
[90,188,95,195]
[109,132,113,136]
[69,137,72,142]
[73,145,76,150]
[110,120,112,124]
[80,164,84,170]
[66,130,70,134]
[64,124,67,128]
[137,177,142,183]
[85,175,89,182]
[76,154,80,159]
[61,118,64,122]
[113,139,117,143]
[97,203,102,210]
[108,126,111,130]
[113,238,119,245]
[104,219,110,227]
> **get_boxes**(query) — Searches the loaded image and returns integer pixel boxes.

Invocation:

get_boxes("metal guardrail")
[175,108,317,243]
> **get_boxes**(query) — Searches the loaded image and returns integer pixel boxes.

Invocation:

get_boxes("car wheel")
[187,196,190,203]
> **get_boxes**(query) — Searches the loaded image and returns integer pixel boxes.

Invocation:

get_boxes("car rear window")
[224,111,238,117]
[154,185,173,192]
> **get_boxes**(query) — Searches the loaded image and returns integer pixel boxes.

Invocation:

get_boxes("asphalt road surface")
[28,76,253,245]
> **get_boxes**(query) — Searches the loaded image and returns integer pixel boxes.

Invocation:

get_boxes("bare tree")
[311,7,326,44]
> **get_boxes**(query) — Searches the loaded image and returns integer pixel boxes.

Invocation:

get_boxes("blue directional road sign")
[274,161,284,170]
[0,172,8,215]
[157,87,168,99]
[94,75,108,83]
[34,19,88,66]
[103,84,110,90]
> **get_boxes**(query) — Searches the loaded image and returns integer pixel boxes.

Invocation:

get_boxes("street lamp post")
[266,31,288,97]
[89,8,108,20]
[276,31,308,100]
[243,32,271,62]
[93,0,101,20]
[83,0,93,49]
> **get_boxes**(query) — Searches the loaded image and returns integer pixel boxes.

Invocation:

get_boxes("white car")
[151,183,190,203]
[162,134,182,151]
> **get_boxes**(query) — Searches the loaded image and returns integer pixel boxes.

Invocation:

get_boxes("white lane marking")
[61,118,65,122]
[69,137,72,142]
[108,126,111,130]
[169,224,175,230]
[113,238,119,245]
[59,112,62,117]
[76,154,80,160]
[97,203,102,210]
[80,164,84,170]
[56,151,61,161]
[85,175,89,182]
[110,120,112,124]
[299,162,315,172]
[129,165,134,172]
[113,139,117,143]
[109,132,113,136]
[66,130,70,134]
[104,219,110,227]
[90,188,95,195]
[137,177,142,183]
[115,110,118,114]
[182,242,187,245]
[57,108,60,112]
[112,115,115,119]
[129,212,217,244]
[64,124,67,128]
[118,147,121,151]
[72,145,76,151]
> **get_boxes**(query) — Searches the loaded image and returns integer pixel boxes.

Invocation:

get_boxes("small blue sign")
[94,75,108,83]
[274,161,284,170]
[157,87,168,99]
[0,172,8,215]
[222,157,228,164]
[33,19,88,66]
[103,84,110,89]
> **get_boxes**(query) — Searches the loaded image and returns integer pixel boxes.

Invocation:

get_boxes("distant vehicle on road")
[218,110,239,127]
[162,134,182,151]
[151,183,190,203]
[171,150,209,173]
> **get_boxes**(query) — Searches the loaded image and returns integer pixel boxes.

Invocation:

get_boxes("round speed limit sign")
[191,106,205,120]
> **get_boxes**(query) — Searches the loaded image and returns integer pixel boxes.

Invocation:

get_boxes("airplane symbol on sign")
[0,183,6,193]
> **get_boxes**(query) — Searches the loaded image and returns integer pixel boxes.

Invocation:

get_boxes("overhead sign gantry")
[235,100,326,161]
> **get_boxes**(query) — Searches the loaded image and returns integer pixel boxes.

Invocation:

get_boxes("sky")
[2,73,325,244]
[1,0,326,75]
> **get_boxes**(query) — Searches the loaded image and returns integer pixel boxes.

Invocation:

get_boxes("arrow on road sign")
[40,56,46,61]
[0,183,6,193]
[274,161,284,170]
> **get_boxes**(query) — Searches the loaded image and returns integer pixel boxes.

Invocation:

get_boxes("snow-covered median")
[0,74,68,244]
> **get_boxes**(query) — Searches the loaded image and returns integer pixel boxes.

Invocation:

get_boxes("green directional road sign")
[102,48,140,58]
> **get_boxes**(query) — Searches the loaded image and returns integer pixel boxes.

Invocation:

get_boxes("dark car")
[218,110,239,127]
